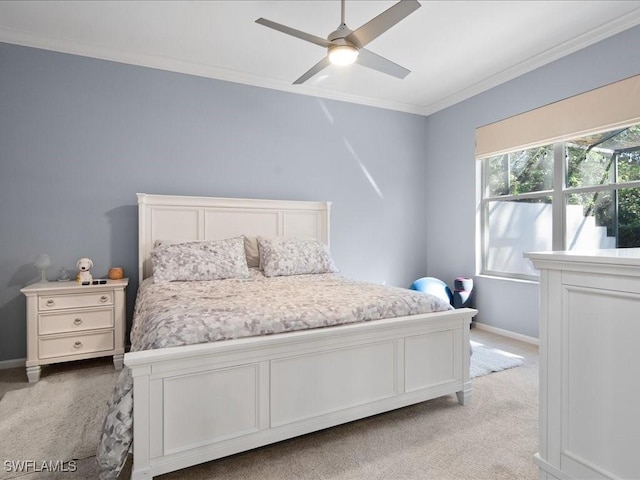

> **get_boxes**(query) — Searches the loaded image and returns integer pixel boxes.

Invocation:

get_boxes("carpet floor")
[0,327,538,480]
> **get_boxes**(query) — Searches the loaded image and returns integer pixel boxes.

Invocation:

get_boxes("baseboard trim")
[0,358,26,370]
[473,322,539,346]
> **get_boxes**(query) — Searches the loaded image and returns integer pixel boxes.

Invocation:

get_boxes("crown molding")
[0,25,425,116]
[1,6,639,118]
[418,7,640,116]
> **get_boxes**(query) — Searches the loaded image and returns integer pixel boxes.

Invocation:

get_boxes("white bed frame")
[125,193,477,479]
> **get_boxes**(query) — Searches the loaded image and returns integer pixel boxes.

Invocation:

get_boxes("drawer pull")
[46,299,55,307]
[73,341,83,349]
[99,295,109,303]
[73,318,83,325]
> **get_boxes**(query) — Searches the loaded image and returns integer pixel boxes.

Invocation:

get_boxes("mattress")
[97,271,453,478]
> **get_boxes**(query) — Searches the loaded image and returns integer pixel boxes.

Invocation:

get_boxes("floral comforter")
[96,271,453,479]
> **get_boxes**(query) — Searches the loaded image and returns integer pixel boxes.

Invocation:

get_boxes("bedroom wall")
[423,25,640,339]
[0,42,429,363]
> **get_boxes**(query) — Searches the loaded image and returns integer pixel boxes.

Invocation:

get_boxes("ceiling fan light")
[328,45,359,66]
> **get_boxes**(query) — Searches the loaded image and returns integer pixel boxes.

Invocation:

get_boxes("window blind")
[475,74,640,159]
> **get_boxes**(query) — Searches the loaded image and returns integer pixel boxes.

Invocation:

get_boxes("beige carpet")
[0,358,120,480]
[0,328,538,480]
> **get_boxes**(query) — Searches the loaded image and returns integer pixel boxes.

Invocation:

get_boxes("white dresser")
[21,279,128,383]
[525,249,640,480]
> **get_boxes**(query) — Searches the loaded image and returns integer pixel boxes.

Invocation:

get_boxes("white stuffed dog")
[76,257,94,283]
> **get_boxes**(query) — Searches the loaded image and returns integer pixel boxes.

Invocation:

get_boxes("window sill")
[476,273,539,285]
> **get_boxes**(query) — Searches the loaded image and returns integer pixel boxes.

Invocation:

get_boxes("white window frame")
[480,137,640,280]
[480,147,557,281]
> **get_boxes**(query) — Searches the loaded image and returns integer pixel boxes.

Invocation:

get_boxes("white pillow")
[151,237,249,283]
[257,236,338,277]
[243,236,261,268]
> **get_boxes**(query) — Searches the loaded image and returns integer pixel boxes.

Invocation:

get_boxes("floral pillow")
[151,237,250,283]
[257,236,338,277]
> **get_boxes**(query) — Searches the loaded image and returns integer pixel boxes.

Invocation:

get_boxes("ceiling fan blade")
[356,48,410,79]
[293,56,332,85]
[256,18,332,48]
[347,0,421,48]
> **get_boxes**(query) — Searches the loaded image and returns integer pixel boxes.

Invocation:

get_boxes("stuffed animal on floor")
[76,257,94,283]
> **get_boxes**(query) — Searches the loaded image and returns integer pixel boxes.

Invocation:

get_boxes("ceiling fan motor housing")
[328,24,353,42]
[327,24,359,65]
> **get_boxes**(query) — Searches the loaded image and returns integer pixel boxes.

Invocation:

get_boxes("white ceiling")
[1,1,640,116]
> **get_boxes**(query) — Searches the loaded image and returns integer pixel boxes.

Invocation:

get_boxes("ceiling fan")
[255,0,421,85]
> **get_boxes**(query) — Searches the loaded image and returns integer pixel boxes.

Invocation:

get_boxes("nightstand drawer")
[39,331,114,359]
[38,291,114,311]
[38,308,114,335]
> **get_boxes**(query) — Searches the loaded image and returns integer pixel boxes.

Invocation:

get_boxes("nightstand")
[20,278,128,383]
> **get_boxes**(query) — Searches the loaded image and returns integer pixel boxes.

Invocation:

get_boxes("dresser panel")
[563,286,640,479]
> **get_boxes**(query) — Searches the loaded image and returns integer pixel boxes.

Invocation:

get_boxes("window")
[481,124,640,280]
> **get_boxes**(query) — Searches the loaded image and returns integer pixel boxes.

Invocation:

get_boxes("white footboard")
[125,308,476,479]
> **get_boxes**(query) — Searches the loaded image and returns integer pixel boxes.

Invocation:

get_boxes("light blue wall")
[2,24,640,362]
[424,25,640,339]
[0,43,430,362]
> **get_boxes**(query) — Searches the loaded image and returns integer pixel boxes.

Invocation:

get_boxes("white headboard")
[137,193,332,282]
